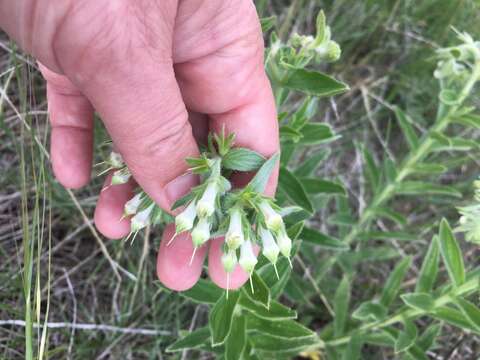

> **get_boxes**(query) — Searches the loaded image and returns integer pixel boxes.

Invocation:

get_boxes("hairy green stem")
[343,61,480,246]
[320,276,479,349]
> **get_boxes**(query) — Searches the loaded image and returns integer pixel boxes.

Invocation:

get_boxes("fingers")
[40,64,94,189]
[94,173,135,239]
[208,237,251,289]
[157,224,207,291]
[78,61,200,212]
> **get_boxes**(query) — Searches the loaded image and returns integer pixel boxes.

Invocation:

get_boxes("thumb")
[80,61,199,211]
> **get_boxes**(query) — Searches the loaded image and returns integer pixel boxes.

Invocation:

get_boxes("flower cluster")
[457,179,480,244]
[102,131,294,287]
[435,30,480,105]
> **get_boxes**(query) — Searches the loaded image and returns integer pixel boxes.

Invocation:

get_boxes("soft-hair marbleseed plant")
[101,129,295,290]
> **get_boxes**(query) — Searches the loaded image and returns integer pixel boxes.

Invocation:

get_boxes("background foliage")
[1,0,479,359]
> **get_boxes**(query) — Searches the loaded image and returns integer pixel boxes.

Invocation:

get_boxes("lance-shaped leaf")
[393,107,419,150]
[280,66,349,98]
[396,182,462,198]
[415,236,439,293]
[362,146,381,190]
[301,227,349,250]
[380,256,412,307]
[301,178,346,196]
[294,148,330,177]
[167,327,210,352]
[248,153,279,193]
[243,272,270,309]
[334,276,351,337]
[341,334,363,360]
[209,292,241,347]
[238,294,297,321]
[298,123,339,145]
[417,323,442,351]
[279,167,314,213]
[352,301,388,322]
[455,298,480,331]
[180,279,223,304]
[401,293,435,312]
[394,319,418,353]
[225,315,247,360]
[438,219,465,287]
[222,148,265,171]
[246,315,316,339]
[432,306,480,333]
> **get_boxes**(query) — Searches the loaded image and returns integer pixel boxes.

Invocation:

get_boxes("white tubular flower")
[109,152,124,169]
[259,227,280,264]
[191,217,211,247]
[239,240,257,274]
[131,204,154,232]
[196,182,218,218]
[276,229,292,258]
[175,201,197,234]
[259,200,284,233]
[124,193,142,216]
[111,168,131,185]
[221,250,237,273]
[225,208,244,250]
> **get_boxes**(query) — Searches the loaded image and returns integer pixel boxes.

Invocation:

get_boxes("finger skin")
[94,174,135,239]
[157,224,207,291]
[40,64,94,189]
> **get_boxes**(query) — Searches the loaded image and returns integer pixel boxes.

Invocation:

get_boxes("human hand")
[0,0,278,290]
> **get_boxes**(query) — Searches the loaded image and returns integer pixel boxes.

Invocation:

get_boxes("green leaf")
[238,294,297,321]
[281,66,349,98]
[432,306,480,333]
[294,148,330,177]
[222,148,265,172]
[301,178,346,196]
[394,319,417,353]
[396,181,462,198]
[411,163,447,175]
[298,123,339,145]
[415,236,440,293]
[393,107,419,150]
[352,302,387,322]
[373,207,407,226]
[167,327,210,352]
[209,292,241,347]
[383,158,397,184]
[248,333,318,354]
[260,16,276,33]
[243,272,270,309]
[248,153,279,193]
[180,279,223,304]
[327,213,356,226]
[315,10,326,43]
[171,191,196,211]
[362,330,395,347]
[280,125,303,142]
[247,315,315,339]
[225,316,246,360]
[438,219,465,287]
[358,231,417,242]
[334,276,350,337]
[380,257,412,307]
[452,113,480,129]
[341,334,363,360]
[401,293,435,311]
[279,167,314,213]
[455,298,480,331]
[301,227,349,250]
[362,147,380,189]
[417,323,442,350]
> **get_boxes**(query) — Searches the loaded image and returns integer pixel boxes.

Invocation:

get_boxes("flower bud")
[175,201,197,234]
[239,240,257,274]
[225,209,244,250]
[191,217,211,247]
[221,250,237,273]
[124,193,142,216]
[196,182,218,218]
[259,201,284,233]
[109,152,124,169]
[130,204,154,232]
[259,227,280,264]
[276,229,292,258]
[111,168,131,185]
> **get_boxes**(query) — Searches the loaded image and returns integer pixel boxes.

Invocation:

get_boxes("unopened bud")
[111,168,131,185]
[191,217,211,247]
[276,229,292,258]
[196,182,218,218]
[259,227,280,264]
[175,201,197,234]
[225,209,245,250]
[131,204,154,232]
[259,201,284,233]
[221,250,237,273]
[124,193,142,216]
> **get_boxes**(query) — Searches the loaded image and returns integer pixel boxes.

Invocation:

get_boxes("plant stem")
[343,61,480,246]
[321,276,479,349]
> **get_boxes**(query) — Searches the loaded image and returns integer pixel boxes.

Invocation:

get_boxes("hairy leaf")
[209,292,241,346]
[439,219,465,287]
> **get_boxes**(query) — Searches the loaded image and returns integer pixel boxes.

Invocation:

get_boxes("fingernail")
[164,173,199,211]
